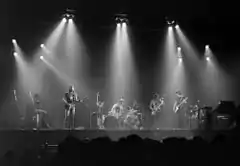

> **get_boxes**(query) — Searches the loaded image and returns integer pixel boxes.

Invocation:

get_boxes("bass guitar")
[150,100,164,115]
[174,97,188,113]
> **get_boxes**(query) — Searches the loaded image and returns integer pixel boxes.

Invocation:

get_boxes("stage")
[0,128,231,157]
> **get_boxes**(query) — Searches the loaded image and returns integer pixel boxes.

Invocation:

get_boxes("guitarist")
[149,93,165,115]
[173,91,188,113]
[63,85,80,129]
[96,92,105,129]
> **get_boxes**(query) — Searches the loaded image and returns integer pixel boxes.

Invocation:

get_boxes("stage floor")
[0,128,229,157]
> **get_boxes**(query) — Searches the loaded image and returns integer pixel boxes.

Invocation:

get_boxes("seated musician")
[110,97,125,118]
[30,93,49,129]
[63,85,80,129]
[108,97,125,129]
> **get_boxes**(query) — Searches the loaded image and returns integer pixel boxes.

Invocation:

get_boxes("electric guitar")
[174,97,188,113]
[150,100,164,115]
[62,95,87,110]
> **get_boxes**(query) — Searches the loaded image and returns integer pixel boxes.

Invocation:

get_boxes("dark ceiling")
[1,0,240,52]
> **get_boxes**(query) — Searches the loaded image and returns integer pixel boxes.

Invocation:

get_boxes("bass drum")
[124,114,140,130]
[103,116,119,130]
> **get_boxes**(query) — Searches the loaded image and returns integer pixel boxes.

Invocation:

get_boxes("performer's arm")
[62,93,68,104]
[173,101,177,112]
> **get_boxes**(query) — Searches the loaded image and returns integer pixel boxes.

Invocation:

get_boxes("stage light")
[168,26,173,30]
[40,56,43,60]
[205,45,209,49]
[177,47,181,51]
[40,44,44,48]
[63,18,67,23]
[175,25,179,29]
[12,39,16,44]
[165,17,176,26]
[13,52,18,56]
[206,56,210,61]
[115,13,128,24]
[62,9,75,21]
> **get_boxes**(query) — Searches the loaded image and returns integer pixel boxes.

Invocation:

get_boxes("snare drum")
[103,116,119,130]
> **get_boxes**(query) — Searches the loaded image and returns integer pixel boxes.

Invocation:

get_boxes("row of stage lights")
[12,11,211,61]
[12,39,211,61]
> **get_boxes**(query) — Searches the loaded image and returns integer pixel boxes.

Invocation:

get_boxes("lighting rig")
[165,17,176,26]
[115,13,128,24]
[63,9,76,21]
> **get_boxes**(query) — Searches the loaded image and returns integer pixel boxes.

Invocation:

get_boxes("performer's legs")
[64,109,69,129]
[71,107,75,129]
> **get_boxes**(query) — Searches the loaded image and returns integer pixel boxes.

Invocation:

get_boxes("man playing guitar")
[149,93,165,115]
[173,90,188,113]
[63,85,80,129]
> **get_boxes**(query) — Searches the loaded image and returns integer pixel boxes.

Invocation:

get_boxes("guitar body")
[150,100,164,115]
[174,97,188,113]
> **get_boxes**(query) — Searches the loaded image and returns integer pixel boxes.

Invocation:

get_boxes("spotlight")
[63,9,75,20]
[177,47,181,51]
[165,17,176,26]
[40,56,43,60]
[62,17,67,23]
[179,58,182,62]
[175,24,179,29]
[13,52,18,56]
[115,13,128,24]
[206,56,210,61]
[205,45,209,49]
[12,39,16,44]
[40,44,44,48]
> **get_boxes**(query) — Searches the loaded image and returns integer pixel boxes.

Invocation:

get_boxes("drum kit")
[101,105,143,130]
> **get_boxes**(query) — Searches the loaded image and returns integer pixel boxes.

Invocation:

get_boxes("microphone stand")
[89,105,92,129]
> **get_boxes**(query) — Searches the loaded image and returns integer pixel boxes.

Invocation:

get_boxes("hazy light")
[63,18,67,23]
[13,52,18,56]
[205,45,209,50]
[206,56,210,61]
[68,18,73,22]
[40,44,44,48]
[168,26,173,30]
[175,25,179,29]
[178,58,182,62]
[40,56,43,60]
[12,39,16,44]
[117,23,121,27]
[177,47,181,51]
